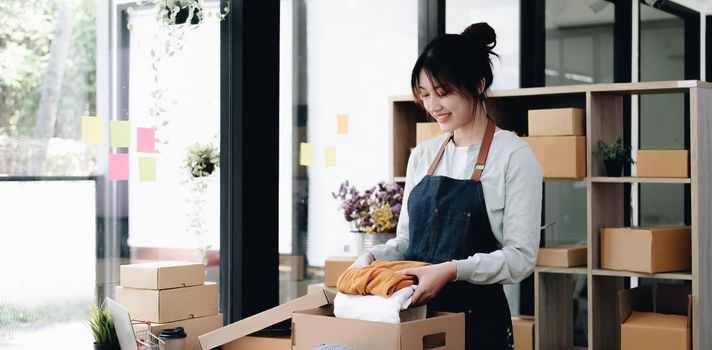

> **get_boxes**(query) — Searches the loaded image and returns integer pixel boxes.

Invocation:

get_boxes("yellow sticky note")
[299,143,314,166]
[324,147,336,167]
[138,157,157,182]
[110,120,131,148]
[337,114,349,135]
[81,116,102,144]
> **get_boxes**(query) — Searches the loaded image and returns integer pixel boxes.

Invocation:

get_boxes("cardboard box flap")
[656,284,692,319]
[619,285,654,322]
[198,290,331,350]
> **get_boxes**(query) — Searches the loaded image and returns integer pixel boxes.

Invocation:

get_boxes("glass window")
[638,3,686,226]
[446,0,521,90]
[279,0,418,302]
[0,0,98,347]
[545,0,614,86]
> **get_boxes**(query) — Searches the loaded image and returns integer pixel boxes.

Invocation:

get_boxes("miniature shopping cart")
[134,325,165,350]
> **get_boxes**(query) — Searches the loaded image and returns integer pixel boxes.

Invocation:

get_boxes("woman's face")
[417,69,475,133]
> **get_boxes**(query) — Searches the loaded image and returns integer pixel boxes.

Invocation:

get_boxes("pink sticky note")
[110,154,129,181]
[137,127,155,153]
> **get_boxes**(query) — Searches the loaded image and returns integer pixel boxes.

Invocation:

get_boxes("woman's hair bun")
[461,22,497,51]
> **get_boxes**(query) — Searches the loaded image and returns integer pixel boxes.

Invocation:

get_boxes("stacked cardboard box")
[522,108,586,179]
[116,261,222,350]
[512,316,535,350]
[636,150,689,178]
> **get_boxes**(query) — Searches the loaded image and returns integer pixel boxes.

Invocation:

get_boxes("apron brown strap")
[471,119,496,181]
[426,134,453,176]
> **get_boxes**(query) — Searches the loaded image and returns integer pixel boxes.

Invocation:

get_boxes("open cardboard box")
[618,284,691,350]
[198,289,334,350]
[291,304,464,350]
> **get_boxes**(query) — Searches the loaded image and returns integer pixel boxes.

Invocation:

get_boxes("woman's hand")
[349,251,375,269]
[399,261,458,306]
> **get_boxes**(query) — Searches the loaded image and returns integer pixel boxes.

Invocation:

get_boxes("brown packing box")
[223,333,291,350]
[619,284,691,350]
[115,282,219,323]
[292,305,464,350]
[528,108,585,136]
[601,226,691,273]
[636,150,689,178]
[120,261,205,290]
[134,314,224,350]
[512,316,535,350]
[306,283,339,296]
[416,122,443,145]
[537,245,587,267]
[198,289,335,350]
[324,256,357,287]
[522,136,586,179]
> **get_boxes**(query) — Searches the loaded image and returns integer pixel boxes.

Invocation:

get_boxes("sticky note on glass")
[138,157,157,182]
[110,120,131,147]
[337,114,349,135]
[137,127,155,153]
[81,116,102,144]
[299,142,314,166]
[109,154,129,181]
[324,147,336,167]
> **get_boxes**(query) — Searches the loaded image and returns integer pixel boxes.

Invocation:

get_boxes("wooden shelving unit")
[389,81,712,349]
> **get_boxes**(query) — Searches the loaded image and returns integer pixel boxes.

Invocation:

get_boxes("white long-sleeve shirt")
[369,130,543,284]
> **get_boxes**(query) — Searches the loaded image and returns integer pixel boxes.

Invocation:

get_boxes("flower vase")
[349,231,396,256]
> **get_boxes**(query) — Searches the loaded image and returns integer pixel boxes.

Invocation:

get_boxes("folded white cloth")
[333,285,426,324]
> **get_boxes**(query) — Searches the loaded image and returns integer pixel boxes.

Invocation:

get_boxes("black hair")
[410,22,499,119]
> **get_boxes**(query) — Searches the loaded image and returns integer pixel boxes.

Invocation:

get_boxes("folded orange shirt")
[336,260,431,297]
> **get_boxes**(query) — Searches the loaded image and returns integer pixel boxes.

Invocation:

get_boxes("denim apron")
[405,120,514,349]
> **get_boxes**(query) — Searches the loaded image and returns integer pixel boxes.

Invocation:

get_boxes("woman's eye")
[421,94,429,98]
[436,90,448,96]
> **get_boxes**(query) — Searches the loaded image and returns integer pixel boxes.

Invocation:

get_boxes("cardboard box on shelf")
[619,284,691,350]
[528,108,585,136]
[636,150,689,178]
[115,282,219,323]
[324,256,357,287]
[416,122,443,145]
[522,136,586,179]
[291,305,464,350]
[512,316,535,350]
[133,314,223,350]
[537,245,587,267]
[198,289,335,350]
[601,226,691,273]
[120,261,205,290]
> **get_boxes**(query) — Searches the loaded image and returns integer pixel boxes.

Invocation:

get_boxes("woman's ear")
[476,78,485,95]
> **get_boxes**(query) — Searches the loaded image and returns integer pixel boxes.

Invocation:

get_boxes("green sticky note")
[110,120,131,148]
[138,157,157,182]
[81,116,102,144]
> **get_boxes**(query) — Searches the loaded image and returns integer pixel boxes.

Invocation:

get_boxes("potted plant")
[181,141,220,268]
[593,138,634,177]
[89,304,120,350]
[332,181,403,255]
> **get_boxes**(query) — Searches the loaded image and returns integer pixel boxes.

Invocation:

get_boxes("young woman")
[351,23,543,349]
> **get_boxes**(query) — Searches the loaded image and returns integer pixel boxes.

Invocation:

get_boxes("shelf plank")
[590,176,690,184]
[591,269,692,280]
[535,266,588,275]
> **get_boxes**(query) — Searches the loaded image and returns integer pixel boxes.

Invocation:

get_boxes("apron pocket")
[431,208,471,262]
